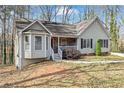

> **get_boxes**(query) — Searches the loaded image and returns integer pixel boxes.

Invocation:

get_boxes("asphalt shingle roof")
[15,17,106,36]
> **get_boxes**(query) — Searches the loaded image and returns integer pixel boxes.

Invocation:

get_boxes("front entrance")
[51,37,58,53]
[51,37,77,53]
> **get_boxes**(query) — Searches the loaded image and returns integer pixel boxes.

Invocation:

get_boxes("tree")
[0,5,9,64]
[39,5,60,22]
[83,6,96,20]
[0,5,28,65]
[61,5,73,23]
[96,39,101,56]
[109,7,119,52]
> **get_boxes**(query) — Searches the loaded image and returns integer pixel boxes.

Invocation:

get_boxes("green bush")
[96,39,101,56]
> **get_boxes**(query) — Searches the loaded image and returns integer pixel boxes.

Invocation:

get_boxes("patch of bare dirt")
[0,61,124,88]
[0,61,70,87]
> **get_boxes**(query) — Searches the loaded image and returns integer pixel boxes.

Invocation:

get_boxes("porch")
[51,37,77,53]
[51,37,77,60]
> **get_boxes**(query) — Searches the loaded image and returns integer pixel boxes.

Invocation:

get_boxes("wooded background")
[0,5,124,65]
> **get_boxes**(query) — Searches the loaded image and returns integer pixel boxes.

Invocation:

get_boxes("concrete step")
[54,53,61,60]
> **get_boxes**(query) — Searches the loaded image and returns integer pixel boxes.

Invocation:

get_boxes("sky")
[28,5,124,36]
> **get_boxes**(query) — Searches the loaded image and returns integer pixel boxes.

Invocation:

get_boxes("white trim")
[20,17,109,39]
[22,20,37,32]
[50,36,52,55]
[18,31,24,70]
[44,34,46,57]
[24,35,30,51]
[52,35,77,38]
[37,21,52,35]
[46,36,49,50]
[34,35,43,50]
[58,37,59,53]
[97,18,110,38]
[76,38,78,50]
[77,17,97,36]
[30,33,32,57]
[77,17,110,39]
[21,20,52,35]
[24,32,50,35]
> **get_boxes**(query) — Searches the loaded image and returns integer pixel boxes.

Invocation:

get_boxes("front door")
[51,37,58,53]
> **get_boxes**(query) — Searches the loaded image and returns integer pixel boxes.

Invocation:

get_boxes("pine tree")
[96,39,101,56]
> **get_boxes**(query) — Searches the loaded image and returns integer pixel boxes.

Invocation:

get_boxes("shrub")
[96,39,101,56]
[62,48,81,59]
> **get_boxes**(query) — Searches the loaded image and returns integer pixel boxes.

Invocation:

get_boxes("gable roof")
[77,16,109,38]
[21,20,52,35]
[15,16,108,37]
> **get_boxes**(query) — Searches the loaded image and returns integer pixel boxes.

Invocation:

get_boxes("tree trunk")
[2,15,6,64]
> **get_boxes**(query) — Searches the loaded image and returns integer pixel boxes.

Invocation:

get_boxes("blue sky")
[28,6,124,35]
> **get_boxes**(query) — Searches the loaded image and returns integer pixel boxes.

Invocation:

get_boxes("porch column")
[44,34,46,57]
[18,31,24,70]
[58,37,60,52]
[30,33,32,58]
[50,36,52,55]
[77,38,79,50]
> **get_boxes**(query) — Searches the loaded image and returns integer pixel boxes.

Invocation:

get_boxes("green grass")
[80,55,124,61]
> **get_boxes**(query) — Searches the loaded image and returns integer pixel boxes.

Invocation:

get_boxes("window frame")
[46,36,49,50]
[91,39,93,48]
[81,38,83,49]
[25,35,30,51]
[105,40,108,48]
[81,38,93,49]
[100,39,108,48]
[35,36,43,50]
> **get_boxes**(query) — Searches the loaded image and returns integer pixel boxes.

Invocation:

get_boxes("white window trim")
[24,35,30,51]
[35,35,43,50]
[46,36,49,50]
[100,39,108,48]
[81,38,93,49]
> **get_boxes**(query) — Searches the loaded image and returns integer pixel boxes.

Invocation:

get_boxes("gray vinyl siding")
[77,20,110,54]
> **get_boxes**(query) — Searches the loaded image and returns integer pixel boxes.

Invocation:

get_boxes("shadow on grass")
[1,63,124,88]
[0,70,16,75]
[0,66,81,87]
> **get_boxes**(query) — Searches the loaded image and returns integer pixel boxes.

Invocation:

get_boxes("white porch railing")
[58,47,62,60]
[51,47,54,60]
[59,46,77,50]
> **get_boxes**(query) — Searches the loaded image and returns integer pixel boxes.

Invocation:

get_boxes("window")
[104,40,106,47]
[25,36,29,50]
[100,39,108,48]
[46,37,48,50]
[83,39,86,48]
[60,38,67,46]
[81,39,83,49]
[81,38,93,49]
[35,36,42,50]
[87,39,90,48]
[100,40,104,47]
[105,40,108,48]
[91,39,93,48]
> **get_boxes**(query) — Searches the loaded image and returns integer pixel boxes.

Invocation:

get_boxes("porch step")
[54,53,61,60]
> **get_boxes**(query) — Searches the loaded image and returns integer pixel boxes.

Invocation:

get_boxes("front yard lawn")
[80,55,124,61]
[0,61,124,88]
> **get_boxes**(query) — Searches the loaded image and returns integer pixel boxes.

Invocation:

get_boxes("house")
[14,16,110,69]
